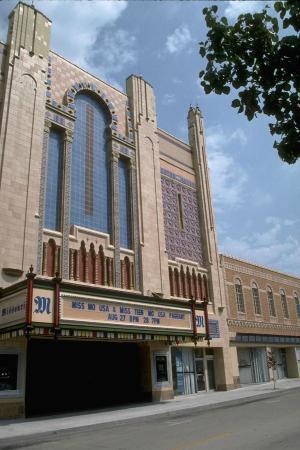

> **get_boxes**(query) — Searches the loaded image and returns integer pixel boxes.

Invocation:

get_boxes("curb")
[0,385,299,449]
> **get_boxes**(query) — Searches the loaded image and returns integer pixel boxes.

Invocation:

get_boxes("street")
[1,388,300,450]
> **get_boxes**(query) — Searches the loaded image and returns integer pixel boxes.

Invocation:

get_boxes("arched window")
[252,282,261,315]
[71,92,111,233]
[119,157,132,249]
[294,293,300,319]
[235,279,245,313]
[280,289,289,318]
[174,268,180,297]
[267,286,276,317]
[44,128,63,231]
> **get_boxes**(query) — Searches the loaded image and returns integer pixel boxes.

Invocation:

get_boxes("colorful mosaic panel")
[161,175,203,265]
[44,128,63,231]
[49,52,128,137]
[70,93,111,233]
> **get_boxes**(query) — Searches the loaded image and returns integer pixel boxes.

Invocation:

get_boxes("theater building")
[221,254,300,385]
[0,3,235,419]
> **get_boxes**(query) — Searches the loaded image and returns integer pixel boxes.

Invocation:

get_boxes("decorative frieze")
[228,318,300,333]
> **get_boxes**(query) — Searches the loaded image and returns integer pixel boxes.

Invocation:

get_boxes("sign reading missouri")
[60,294,201,331]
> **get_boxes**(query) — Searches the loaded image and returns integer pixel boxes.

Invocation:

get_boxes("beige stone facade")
[0,2,299,419]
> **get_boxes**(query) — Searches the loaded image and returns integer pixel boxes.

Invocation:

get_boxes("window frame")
[0,349,23,398]
[235,278,245,313]
[252,282,261,315]
[280,289,289,319]
[267,286,276,317]
[294,292,300,320]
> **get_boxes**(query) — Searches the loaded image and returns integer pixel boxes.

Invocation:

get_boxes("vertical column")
[111,150,121,287]
[103,256,108,285]
[61,129,73,279]
[75,250,80,281]
[130,158,141,290]
[42,242,48,276]
[36,120,51,274]
[69,248,75,280]
[130,262,134,290]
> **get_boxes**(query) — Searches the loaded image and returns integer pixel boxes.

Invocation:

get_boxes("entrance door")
[171,348,196,395]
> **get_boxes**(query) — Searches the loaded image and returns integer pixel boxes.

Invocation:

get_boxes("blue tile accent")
[119,158,132,248]
[44,129,63,230]
[160,168,196,188]
[70,93,111,234]
[208,319,220,338]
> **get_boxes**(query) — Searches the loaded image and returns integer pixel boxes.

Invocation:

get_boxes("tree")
[199,1,300,164]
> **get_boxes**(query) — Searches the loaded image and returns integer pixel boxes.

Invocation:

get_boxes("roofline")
[220,253,300,281]
[49,50,127,99]
[157,127,190,150]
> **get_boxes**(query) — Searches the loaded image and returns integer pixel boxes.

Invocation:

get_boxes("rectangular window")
[177,193,185,230]
[268,291,276,317]
[295,297,300,319]
[155,355,168,382]
[235,283,245,313]
[252,287,261,315]
[281,293,289,319]
[0,354,18,391]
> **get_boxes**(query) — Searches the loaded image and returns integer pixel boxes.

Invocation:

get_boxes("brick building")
[0,2,234,419]
[221,254,300,385]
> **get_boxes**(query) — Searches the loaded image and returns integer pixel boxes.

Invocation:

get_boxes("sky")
[0,0,299,277]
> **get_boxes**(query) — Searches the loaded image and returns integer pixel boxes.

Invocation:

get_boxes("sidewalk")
[1,378,300,441]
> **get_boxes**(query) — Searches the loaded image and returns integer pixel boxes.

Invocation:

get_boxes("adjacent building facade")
[221,254,300,385]
[0,2,299,420]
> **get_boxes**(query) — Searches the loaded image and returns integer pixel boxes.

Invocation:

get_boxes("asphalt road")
[1,389,300,450]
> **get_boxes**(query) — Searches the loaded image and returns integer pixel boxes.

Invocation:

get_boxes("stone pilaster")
[61,129,73,279]
[0,2,52,286]
[111,150,121,287]
[129,158,141,291]
[126,75,170,297]
[36,119,51,274]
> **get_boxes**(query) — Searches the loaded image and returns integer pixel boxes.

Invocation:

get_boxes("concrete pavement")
[1,378,300,441]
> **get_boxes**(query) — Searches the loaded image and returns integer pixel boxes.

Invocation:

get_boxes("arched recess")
[70,89,113,234]
[88,243,96,284]
[98,245,105,285]
[174,268,180,297]
[79,241,86,282]
[46,239,56,277]
[180,265,186,298]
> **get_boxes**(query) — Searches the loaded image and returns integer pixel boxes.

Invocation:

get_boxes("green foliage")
[199,0,300,163]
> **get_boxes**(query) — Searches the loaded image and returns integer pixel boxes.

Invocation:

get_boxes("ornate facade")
[0,3,233,419]
[0,3,299,420]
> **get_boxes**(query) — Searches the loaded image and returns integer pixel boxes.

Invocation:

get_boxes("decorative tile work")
[161,175,203,265]
[160,167,196,188]
[49,52,128,138]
